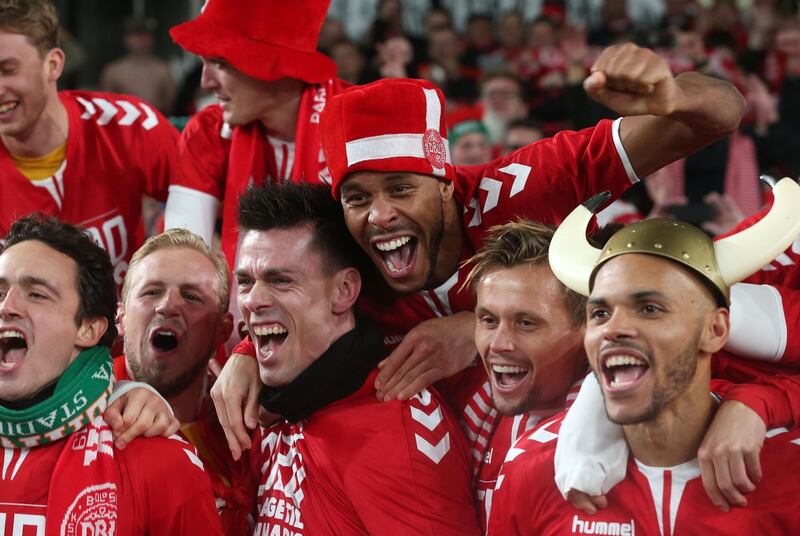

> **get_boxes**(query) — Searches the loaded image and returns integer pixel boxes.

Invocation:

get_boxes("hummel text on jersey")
[572,515,635,535]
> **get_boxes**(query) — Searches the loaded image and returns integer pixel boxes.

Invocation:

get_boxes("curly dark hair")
[1,214,118,348]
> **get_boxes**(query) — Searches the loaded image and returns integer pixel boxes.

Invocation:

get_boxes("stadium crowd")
[1,0,800,534]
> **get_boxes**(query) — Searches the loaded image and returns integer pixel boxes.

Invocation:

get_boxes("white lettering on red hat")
[423,129,446,169]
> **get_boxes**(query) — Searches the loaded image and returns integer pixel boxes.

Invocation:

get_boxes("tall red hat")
[320,78,456,198]
[170,0,336,84]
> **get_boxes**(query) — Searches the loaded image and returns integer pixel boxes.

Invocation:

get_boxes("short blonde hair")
[0,0,59,56]
[123,229,230,313]
[464,219,586,326]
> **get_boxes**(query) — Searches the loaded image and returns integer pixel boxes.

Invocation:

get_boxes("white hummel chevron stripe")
[498,163,532,197]
[478,177,502,213]
[415,432,451,464]
[766,427,789,438]
[504,446,525,463]
[411,405,444,431]
[116,100,142,126]
[183,448,205,470]
[2,448,11,480]
[140,102,159,130]
[430,270,458,316]
[92,97,118,125]
[529,420,559,443]
[76,96,96,119]
[467,196,482,228]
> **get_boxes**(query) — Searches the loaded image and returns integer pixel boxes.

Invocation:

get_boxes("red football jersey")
[251,370,480,535]
[488,416,800,535]
[0,422,223,535]
[444,365,584,531]
[0,91,176,287]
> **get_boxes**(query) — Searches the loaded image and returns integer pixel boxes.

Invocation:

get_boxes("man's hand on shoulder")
[105,384,180,449]
[210,352,262,461]
[697,400,766,511]
[374,311,478,401]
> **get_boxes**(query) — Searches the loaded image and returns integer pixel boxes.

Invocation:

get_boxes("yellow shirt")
[10,142,67,180]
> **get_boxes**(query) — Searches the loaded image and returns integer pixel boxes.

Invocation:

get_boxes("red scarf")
[219,79,348,265]
[46,415,119,535]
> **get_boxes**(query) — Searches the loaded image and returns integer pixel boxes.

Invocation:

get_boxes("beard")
[124,345,209,400]
[604,332,701,426]
[420,201,446,290]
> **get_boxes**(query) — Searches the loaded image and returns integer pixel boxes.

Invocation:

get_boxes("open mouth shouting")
[149,327,180,354]
[489,362,531,394]
[0,328,28,372]
[373,235,418,278]
[600,350,650,393]
[251,323,288,363]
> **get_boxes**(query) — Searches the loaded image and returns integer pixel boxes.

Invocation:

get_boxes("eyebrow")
[340,173,414,194]
[587,290,668,306]
[234,267,295,279]
[0,275,63,298]
[139,280,209,294]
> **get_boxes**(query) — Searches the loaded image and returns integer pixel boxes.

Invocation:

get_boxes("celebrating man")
[0,215,222,534]
[0,0,178,287]
[116,229,254,534]
[487,179,800,534]
[234,183,480,535]
[165,0,347,263]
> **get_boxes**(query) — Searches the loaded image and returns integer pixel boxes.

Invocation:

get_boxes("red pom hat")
[320,78,456,198]
[170,0,336,84]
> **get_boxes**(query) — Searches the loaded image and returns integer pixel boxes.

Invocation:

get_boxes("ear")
[331,267,361,314]
[43,48,65,83]
[76,317,109,349]
[438,179,455,203]
[215,312,235,346]
[698,307,729,355]
[115,302,125,337]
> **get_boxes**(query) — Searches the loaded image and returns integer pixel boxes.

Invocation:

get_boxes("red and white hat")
[170,0,336,84]
[320,78,456,197]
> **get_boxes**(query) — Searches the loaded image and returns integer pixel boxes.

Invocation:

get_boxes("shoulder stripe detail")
[415,432,451,464]
[183,448,205,470]
[75,96,160,130]
[410,405,444,431]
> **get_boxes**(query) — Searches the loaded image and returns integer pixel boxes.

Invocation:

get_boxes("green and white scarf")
[0,346,113,448]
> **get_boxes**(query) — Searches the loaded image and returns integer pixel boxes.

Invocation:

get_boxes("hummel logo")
[572,514,635,535]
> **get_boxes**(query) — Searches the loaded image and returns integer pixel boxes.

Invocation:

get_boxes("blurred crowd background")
[55,0,800,232]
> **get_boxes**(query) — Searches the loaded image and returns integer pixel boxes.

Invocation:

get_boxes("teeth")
[252,325,287,336]
[0,362,14,369]
[0,330,24,340]
[0,102,18,113]
[609,378,637,388]
[492,364,527,374]
[605,356,645,368]
[375,236,412,252]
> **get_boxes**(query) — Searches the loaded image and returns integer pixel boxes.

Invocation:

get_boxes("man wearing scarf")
[164,0,348,267]
[234,183,480,535]
[0,215,222,535]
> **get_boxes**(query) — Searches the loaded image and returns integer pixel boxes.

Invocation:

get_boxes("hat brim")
[171,17,336,84]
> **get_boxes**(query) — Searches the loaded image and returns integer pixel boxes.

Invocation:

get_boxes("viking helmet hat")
[548,176,800,305]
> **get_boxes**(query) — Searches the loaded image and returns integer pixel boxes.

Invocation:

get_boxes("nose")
[0,287,22,319]
[488,321,515,354]
[238,281,276,317]
[367,194,399,229]
[600,308,638,342]
[154,288,182,317]
[200,61,219,91]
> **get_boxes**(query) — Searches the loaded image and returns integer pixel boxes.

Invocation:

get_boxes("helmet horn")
[714,177,800,286]
[548,191,611,296]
